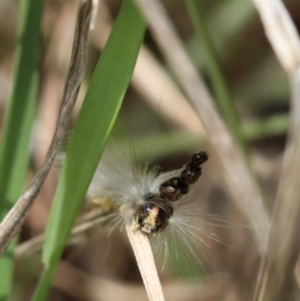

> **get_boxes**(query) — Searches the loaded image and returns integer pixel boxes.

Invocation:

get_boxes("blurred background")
[0,0,299,300]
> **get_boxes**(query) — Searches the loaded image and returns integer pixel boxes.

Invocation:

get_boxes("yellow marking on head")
[147,206,159,224]
[142,206,159,234]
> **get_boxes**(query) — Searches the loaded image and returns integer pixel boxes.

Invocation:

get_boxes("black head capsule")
[133,201,174,236]
[191,151,208,166]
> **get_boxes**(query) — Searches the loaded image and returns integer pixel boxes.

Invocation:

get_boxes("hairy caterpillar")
[87,147,208,235]
[84,143,214,274]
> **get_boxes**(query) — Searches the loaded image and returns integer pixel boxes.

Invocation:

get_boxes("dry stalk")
[249,0,300,299]
[253,68,300,301]
[251,0,300,74]
[0,0,93,256]
[126,225,165,301]
[15,208,108,258]
[133,0,269,254]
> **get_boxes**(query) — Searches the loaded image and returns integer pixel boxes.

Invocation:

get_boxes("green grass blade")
[0,0,43,299]
[185,0,247,156]
[31,1,146,300]
[242,114,288,141]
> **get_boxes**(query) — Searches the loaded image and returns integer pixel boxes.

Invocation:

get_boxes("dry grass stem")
[133,46,205,135]
[253,69,300,301]
[133,0,269,254]
[0,0,93,256]
[15,208,108,258]
[249,1,300,299]
[251,0,300,73]
[90,0,100,30]
[126,224,165,301]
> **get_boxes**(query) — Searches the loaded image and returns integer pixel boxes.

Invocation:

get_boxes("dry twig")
[126,225,165,301]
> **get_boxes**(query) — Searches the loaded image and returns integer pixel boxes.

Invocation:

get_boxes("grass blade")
[31,1,146,300]
[0,0,43,298]
[185,0,246,156]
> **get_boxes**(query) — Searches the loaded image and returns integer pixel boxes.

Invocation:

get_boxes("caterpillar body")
[84,144,211,274]
[87,147,208,237]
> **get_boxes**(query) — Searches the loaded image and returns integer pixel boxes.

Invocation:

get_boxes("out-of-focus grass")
[185,0,246,156]
[0,0,42,299]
